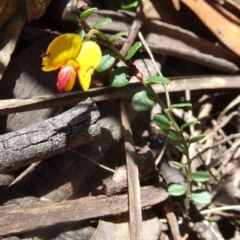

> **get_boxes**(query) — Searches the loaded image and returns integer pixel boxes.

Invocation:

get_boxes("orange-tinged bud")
[57,65,76,92]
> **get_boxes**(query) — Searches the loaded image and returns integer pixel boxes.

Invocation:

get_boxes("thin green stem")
[147,77,192,212]
[144,82,181,132]
[79,19,91,31]
[183,144,192,214]
[84,27,131,66]
[80,16,193,213]
[144,82,166,110]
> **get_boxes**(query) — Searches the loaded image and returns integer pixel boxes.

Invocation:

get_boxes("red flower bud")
[57,65,76,92]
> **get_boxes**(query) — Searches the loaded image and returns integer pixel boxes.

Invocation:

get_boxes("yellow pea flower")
[42,33,102,92]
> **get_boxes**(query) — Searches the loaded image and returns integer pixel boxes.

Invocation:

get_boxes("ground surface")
[0,0,239,239]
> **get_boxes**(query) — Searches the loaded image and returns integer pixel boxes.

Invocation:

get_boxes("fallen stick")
[120,100,142,240]
[0,98,100,173]
[0,75,239,115]
[0,184,169,237]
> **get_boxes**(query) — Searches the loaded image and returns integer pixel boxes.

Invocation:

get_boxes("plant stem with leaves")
[65,8,212,212]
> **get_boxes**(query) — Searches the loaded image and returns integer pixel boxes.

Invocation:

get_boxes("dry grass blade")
[218,95,240,119]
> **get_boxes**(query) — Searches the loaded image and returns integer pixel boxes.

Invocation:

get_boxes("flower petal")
[42,34,82,71]
[77,67,94,92]
[76,41,102,68]
[76,41,102,91]
[57,65,76,92]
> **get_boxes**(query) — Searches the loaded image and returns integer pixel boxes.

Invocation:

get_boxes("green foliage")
[170,103,192,110]
[97,49,115,72]
[180,120,200,130]
[147,76,170,85]
[192,171,210,182]
[153,113,171,130]
[189,134,205,144]
[125,42,142,60]
[174,144,186,153]
[109,66,129,87]
[80,7,97,19]
[169,161,186,168]
[191,190,212,205]
[93,18,112,29]
[76,28,85,40]
[168,183,187,196]
[64,13,79,21]
[163,129,180,144]
[132,91,155,111]
[121,0,140,9]
[43,8,213,215]
[109,31,129,41]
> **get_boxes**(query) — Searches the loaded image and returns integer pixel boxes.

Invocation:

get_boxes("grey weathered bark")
[0,98,100,173]
[9,101,122,202]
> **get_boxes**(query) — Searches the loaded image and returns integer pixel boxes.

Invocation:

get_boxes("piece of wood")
[42,8,238,70]
[180,0,240,56]
[0,75,239,115]
[83,10,239,72]
[164,199,182,240]
[9,101,121,202]
[25,0,52,22]
[119,7,143,57]
[193,222,218,240]
[103,148,157,197]
[0,98,100,173]
[0,184,169,237]
[0,36,63,132]
[120,100,142,240]
[92,210,161,240]
[0,0,17,28]
[40,101,122,202]
[0,0,26,80]
[145,33,238,73]
[103,166,128,196]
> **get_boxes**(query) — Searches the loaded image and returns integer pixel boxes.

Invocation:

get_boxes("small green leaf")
[181,120,200,130]
[168,183,187,196]
[169,161,186,168]
[170,103,192,109]
[174,144,185,152]
[191,190,212,205]
[97,50,115,72]
[80,7,97,19]
[109,66,129,88]
[93,18,112,29]
[192,171,210,182]
[189,134,205,144]
[132,91,155,111]
[125,42,142,60]
[147,76,170,85]
[76,28,85,40]
[109,31,129,41]
[121,0,140,9]
[153,113,171,130]
[164,129,180,143]
[64,13,79,21]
